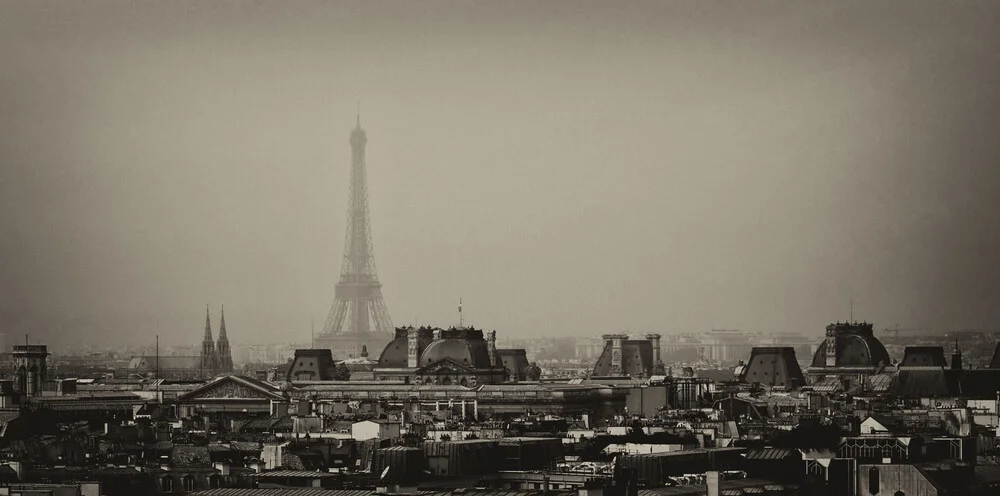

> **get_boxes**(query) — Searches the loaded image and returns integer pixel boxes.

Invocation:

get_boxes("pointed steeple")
[218,305,227,340]
[201,305,215,372]
[951,338,963,370]
[216,305,233,373]
[203,305,213,341]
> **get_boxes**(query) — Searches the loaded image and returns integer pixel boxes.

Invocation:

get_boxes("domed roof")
[811,323,890,368]
[378,336,410,367]
[422,337,492,368]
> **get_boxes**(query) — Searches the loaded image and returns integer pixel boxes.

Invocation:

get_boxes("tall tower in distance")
[315,112,394,359]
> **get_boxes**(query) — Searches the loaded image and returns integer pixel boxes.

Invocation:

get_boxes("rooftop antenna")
[850,295,854,323]
[459,298,463,327]
[311,317,315,349]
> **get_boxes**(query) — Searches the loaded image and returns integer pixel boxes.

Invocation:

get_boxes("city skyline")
[2,1,999,348]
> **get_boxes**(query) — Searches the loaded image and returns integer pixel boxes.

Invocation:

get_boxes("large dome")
[422,337,492,368]
[810,323,890,368]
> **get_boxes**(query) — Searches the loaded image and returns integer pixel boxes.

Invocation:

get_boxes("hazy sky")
[2,1,999,348]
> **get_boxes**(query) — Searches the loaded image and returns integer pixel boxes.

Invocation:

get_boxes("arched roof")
[377,336,409,367]
[811,332,890,368]
[422,338,492,368]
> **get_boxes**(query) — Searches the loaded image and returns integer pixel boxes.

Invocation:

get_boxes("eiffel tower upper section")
[320,114,394,339]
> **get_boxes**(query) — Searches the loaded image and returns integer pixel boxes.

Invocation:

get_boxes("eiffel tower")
[315,113,394,359]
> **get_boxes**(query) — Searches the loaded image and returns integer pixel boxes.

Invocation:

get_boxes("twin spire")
[203,305,228,341]
[202,304,233,374]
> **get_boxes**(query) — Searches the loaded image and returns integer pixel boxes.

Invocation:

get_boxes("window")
[183,475,196,492]
[209,475,222,489]
[868,467,880,495]
[161,476,174,492]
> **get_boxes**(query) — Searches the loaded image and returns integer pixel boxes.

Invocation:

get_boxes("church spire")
[203,305,213,342]
[218,305,227,340]
[201,305,216,372]
[216,305,233,373]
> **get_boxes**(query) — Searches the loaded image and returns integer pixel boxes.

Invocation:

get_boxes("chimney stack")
[407,328,419,368]
[645,333,662,366]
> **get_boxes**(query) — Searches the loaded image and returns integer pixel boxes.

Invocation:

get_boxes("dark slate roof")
[991,343,1000,369]
[895,369,959,398]
[745,447,798,460]
[250,470,340,478]
[901,347,949,367]
[739,348,805,388]
[592,339,654,377]
[956,369,1000,399]
[171,445,212,467]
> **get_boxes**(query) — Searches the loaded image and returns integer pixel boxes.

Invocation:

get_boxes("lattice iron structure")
[320,115,394,338]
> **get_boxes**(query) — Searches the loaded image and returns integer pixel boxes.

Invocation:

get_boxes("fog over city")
[1,0,999,348]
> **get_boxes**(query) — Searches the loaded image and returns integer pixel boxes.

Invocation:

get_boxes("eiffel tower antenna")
[459,297,464,327]
[316,111,394,355]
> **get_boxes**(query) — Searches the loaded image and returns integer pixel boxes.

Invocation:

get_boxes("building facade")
[373,327,529,385]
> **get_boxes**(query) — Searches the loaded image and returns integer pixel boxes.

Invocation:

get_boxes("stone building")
[373,326,528,385]
[12,344,48,396]
[591,333,664,378]
[806,322,890,389]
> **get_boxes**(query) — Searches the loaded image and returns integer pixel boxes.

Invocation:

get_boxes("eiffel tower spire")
[318,113,394,357]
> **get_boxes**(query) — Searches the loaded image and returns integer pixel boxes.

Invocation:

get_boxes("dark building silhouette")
[738,347,805,389]
[591,333,662,378]
[286,349,338,381]
[12,344,48,396]
[900,346,948,368]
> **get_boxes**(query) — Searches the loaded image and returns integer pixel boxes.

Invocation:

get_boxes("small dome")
[422,338,492,368]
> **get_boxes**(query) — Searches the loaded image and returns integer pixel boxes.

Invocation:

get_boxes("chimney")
[407,328,419,368]
[432,329,442,341]
[645,334,661,366]
[706,471,720,496]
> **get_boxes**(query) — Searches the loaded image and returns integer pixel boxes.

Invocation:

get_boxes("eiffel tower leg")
[322,298,349,335]
[371,293,394,335]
